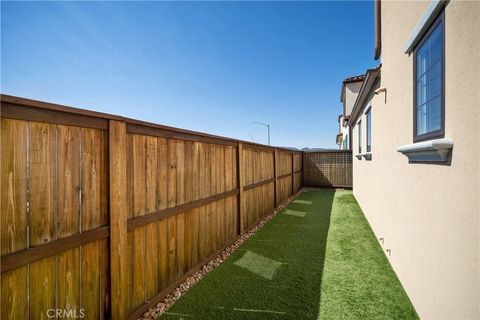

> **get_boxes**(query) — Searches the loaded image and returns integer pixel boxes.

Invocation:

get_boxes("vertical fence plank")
[56,125,81,317]
[156,138,169,291]
[132,135,146,309]
[237,143,243,235]
[274,148,278,207]
[291,152,294,195]
[109,120,128,320]
[145,136,159,300]
[1,119,28,320]
[29,122,57,320]
[81,128,109,317]
[176,141,186,277]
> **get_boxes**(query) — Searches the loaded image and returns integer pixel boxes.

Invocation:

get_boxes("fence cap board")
[1,93,299,153]
[1,94,124,121]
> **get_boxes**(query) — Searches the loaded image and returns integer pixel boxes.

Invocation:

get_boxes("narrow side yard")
[162,190,418,319]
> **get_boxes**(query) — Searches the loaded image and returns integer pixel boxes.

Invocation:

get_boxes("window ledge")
[362,153,372,161]
[355,153,372,160]
[397,138,453,162]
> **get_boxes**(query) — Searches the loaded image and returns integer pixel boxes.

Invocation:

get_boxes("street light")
[252,122,270,146]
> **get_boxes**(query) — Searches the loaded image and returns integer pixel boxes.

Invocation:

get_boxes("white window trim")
[363,105,372,160]
[355,119,363,159]
[354,123,372,161]
[364,105,372,114]
[404,0,448,54]
[397,138,453,162]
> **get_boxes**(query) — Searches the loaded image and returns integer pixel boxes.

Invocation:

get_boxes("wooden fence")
[302,150,352,188]
[0,94,303,319]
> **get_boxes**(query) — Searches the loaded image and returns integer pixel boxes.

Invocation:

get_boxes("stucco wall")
[344,81,362,116]
[352,1,480,319]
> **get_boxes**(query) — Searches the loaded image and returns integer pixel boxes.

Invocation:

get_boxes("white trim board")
[404,0,448,54]
[397,138,453,162]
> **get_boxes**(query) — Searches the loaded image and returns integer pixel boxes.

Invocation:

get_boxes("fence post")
[291,152,295,194]
[237,142,244,235]
[274,148,278,206]
[109,120,128,319]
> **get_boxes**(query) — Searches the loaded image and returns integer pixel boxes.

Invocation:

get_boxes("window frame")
[358,120,362,154]
[366,108,371,152]
[413,11,445,143]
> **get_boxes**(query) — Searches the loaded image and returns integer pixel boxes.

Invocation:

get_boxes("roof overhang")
[347,66,381,127]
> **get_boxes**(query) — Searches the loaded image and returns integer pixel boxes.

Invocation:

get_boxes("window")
[413,12,444,142]
[358,120,362,154]
[366,109,371,152]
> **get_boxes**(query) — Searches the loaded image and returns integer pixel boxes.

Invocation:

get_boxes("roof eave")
[347,66,381,126]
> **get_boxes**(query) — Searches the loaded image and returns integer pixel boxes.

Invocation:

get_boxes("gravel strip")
[139,188,311,319]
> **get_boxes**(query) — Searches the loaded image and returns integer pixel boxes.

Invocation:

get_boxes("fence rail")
[302,150,352,188]
[0,94,303,319]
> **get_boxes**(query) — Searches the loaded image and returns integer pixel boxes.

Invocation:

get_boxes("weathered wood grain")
[56,125,81,316]
[29,122,57,319]
[1,119,27,319]
[145,136,159,300]
[109,120,128,319]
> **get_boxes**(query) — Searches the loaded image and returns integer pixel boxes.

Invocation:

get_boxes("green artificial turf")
[163,190,418,320]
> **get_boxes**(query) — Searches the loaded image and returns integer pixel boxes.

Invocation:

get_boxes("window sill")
[355,153,372,161]
[362,153,372,161]
[397,138,453,163]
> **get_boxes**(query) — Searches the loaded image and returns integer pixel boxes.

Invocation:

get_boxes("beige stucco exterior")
[337,115,350,150]
[338,81,363,149]
[351,1,480,319]
[344,81,362,116]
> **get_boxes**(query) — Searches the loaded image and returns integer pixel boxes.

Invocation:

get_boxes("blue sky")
[1,1,375,149]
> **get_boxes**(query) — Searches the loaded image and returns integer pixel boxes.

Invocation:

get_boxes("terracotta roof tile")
[342,75,366,84]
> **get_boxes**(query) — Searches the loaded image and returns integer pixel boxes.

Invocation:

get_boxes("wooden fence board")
[1,119,28,319]
[29,122,57,320]
[56,125,81,316]
[146,221,159,300]
[158,219,169,290]
[81,241,100,319]
[109,120,128,319]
